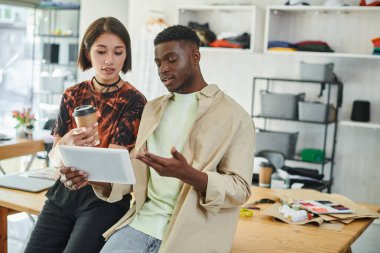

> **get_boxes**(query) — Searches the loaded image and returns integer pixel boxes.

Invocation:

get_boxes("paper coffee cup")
[259,162,273,188]
[73,105,99,145]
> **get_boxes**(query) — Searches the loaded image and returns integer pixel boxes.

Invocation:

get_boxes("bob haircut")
[77,17,132,73]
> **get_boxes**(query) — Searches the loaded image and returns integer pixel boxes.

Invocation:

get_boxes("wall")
[80,0,380,204]
[77,0,129,82]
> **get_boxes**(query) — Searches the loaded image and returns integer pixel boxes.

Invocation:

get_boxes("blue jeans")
[100,225,162,253]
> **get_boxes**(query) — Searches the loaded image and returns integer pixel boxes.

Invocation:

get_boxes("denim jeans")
[100,225,162,253]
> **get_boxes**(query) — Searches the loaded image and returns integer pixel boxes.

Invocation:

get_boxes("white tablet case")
[58,145,135,184]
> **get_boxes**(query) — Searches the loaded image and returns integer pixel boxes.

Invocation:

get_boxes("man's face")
[154,41,196,94]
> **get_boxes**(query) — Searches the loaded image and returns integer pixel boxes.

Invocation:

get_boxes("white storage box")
[300,62,334,82]
[298,102,336,123]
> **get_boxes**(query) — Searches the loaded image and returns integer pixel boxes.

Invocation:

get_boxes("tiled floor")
[7,214,380,253]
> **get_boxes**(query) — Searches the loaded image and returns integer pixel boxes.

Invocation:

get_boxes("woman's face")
[88,32,127,84]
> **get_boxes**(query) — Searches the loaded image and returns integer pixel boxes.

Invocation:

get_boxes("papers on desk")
[295,200,354,214]
[262,189,380,231]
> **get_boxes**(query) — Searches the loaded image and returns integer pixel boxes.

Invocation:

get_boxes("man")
[81,25,254,252]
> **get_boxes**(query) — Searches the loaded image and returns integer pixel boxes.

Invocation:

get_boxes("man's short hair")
[154,25,200,48]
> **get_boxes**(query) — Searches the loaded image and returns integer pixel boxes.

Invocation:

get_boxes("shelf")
[264,50,380,60]
[177,5,262,53]
[252,76,340,193]
[290,156,332,165]
[267,5,380,12]
[340,121,380,130]
[37,4,80,10]
[253,115,335,124]
[32,5,80,120]
[252,178,331,192]
[298,180,332,192]
[35,34,79,38]
[264,5,380,59]
[199,47,253,53]
[254,76,342,85]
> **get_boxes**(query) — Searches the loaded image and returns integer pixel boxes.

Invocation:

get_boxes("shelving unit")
[264,6,380,59]
[32,5,80,119]
[340,120,380,130]
[176,5,263,53]
[252,77,343,192]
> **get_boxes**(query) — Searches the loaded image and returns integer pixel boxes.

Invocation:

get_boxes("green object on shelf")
[301,149,325,163]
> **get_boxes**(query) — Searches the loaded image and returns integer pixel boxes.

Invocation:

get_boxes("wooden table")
[0,187,47,252]
[231,187,380,253]
[0,139,45,174]
[0,186,378,253]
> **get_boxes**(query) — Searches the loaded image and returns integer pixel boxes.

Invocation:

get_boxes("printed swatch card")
[296,200,354,214]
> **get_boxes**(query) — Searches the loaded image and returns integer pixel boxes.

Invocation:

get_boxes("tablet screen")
[58,145,135,184]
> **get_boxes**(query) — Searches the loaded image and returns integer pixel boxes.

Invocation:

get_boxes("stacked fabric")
[295,40,334,52]
[187,21,251,49]
[372,37,380,55]
[267,40,297,52]
[267,40,334,53]
[209,32,251,49]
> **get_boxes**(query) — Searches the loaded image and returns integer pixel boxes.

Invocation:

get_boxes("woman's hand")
[59,167,89,190]
[58,122,99,147]
[59,167,112,191]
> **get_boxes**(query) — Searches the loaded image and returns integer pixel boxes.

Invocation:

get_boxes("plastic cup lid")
[73,105,96,117]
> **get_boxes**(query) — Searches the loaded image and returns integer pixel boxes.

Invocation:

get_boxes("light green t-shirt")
[130,92,198,240]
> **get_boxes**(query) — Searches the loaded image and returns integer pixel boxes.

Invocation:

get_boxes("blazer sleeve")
[200,119,255,214]
[92,183,132,203]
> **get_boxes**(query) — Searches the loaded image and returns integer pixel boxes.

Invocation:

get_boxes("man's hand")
[135,147,208,194]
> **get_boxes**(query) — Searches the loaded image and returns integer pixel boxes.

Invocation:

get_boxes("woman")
[25,17,146,253]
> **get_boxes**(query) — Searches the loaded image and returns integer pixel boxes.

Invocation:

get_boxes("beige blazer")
[93,84,255,253]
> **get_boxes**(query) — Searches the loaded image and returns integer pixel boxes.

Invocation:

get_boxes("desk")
[0,187,47,252]
[0,187,378,253]
[0,139,45,174]
[231,187,380,253]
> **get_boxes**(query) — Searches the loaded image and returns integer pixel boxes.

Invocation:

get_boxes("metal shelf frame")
[251,76,342,192]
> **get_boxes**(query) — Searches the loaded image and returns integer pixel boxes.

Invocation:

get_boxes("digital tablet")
[58,145,135,184]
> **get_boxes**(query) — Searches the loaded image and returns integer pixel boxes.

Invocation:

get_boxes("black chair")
[36,118,56,166]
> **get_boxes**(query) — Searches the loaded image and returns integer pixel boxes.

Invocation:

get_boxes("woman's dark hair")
[154,25,200,48]
[78,17,132,73]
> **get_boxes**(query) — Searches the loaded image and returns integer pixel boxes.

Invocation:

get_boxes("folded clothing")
[372,37,380,47]
[268,47,297,52]
[209,39,243,48]
[360,0,380,6]
[224,33,251,49]
[283,166,324,180]
[295,40,334,52]
[268,40,296,48]
[188,21,216,46]
[290,179,325,190]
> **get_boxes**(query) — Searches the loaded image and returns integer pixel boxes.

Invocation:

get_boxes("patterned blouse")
[52,80,146,150]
